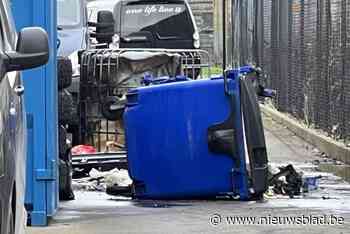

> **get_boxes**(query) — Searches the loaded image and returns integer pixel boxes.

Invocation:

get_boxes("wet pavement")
[27,115,350,234]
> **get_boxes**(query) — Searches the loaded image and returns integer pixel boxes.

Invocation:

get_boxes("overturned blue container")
[125,68,268,200]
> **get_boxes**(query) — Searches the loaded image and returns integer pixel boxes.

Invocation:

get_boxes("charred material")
[269,164,303,198]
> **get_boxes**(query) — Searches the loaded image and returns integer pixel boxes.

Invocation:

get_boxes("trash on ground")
[72,152,128,178]
[72,145,97,155]
[269,164,303,198]
[73,168,132,193]
[268,163,326,198]
[72,175,106,192]
[106,184,133,197]
[302,175,322,193]
[89,168,132,187]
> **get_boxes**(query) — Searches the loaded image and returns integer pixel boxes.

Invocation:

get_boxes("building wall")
[188,0,217,64]
[212,0,223,65]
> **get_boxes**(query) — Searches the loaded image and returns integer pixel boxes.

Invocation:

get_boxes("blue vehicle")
[0,0,49,233]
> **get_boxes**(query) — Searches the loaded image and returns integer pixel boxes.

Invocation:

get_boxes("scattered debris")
[90,168,132,187]
[106,185,133,197]
[72,152,128,178]
[311,148,320,155]
[269,164,303,198]
[72,168,132,194]
[72,145,97,155]
[267,162,336,200]
[72,176,106,192]
[302,175,322,193]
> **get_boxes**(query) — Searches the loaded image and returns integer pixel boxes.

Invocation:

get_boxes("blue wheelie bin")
[124,67,269,200]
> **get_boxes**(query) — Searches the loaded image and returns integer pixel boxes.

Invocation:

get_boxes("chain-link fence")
[227,0,350,143]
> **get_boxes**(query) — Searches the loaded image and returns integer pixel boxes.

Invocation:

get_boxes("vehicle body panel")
[87,0,199,49]
[58,28,87,57]
[58,0,88,56]
[0,1,27,233]
[11,0,58,227]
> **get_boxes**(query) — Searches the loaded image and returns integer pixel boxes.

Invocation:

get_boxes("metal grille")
[258,0,350,142]
[262,0,272,87]
[229,0,350,143]
[78,48,211,151]
[344,1,350,140]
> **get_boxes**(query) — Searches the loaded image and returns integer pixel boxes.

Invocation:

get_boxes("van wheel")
[59,152,75,201]
[58,56,73,90]
[59,125,69,158]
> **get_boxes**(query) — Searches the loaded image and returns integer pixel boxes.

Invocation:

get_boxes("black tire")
[59,152,75,201]
[58,56,73,90]
[58,89,78,125]
[59,125,69,159]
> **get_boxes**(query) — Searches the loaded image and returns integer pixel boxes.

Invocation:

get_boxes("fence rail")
[230,0,350,143]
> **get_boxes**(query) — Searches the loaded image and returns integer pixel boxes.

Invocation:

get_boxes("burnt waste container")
[124,67,269,200]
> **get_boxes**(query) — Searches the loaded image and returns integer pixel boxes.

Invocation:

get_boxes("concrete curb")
[260,105,350,165]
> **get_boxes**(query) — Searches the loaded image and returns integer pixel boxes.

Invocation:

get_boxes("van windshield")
[121,4,194,39]
[58,0,82,27]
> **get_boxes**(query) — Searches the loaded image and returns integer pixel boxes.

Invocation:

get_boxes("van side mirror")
[6,27,49,72]
[95,10,115,44]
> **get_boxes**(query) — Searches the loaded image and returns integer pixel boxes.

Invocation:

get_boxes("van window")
[121,3,194,39]
[58,0,81,27]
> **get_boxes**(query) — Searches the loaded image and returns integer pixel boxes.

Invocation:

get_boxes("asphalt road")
[27,115,350,234]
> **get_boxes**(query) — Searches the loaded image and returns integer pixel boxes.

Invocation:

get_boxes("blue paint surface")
[125,70,249,199]
[11,0,58,226]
